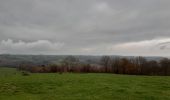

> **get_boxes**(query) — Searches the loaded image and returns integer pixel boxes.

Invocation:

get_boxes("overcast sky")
[0,0,170,56]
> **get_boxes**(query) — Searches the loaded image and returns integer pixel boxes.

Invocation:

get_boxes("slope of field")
[0,67,170,100]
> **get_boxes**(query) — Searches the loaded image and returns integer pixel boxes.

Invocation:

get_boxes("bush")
[21,71,30,76]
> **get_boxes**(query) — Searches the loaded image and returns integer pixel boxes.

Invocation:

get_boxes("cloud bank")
[110,38,170,56]
[0,39,64,54]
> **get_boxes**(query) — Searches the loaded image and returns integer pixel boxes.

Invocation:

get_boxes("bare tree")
[160,58,170,75]
[100,56,111,73]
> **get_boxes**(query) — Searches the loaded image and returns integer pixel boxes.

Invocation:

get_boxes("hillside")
[0,67,170,100]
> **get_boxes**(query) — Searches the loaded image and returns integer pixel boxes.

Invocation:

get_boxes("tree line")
[18,56,170,76]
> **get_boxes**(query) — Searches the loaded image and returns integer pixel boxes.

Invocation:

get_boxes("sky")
[0,0,170,56]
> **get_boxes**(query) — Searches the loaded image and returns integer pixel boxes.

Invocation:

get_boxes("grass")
[0,67,170,100]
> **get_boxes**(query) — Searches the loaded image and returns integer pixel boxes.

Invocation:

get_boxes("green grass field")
[0,67,170,100]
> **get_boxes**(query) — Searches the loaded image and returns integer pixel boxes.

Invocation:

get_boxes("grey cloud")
[0,39,64,54]
[157,42,170,50]
[0,0,170,56]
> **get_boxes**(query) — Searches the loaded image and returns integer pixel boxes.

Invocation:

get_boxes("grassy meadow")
[0,67,170,100]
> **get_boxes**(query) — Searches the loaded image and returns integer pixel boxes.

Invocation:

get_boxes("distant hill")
[0,54,165,68]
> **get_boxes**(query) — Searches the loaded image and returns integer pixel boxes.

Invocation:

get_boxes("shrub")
[21,71,30,76]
